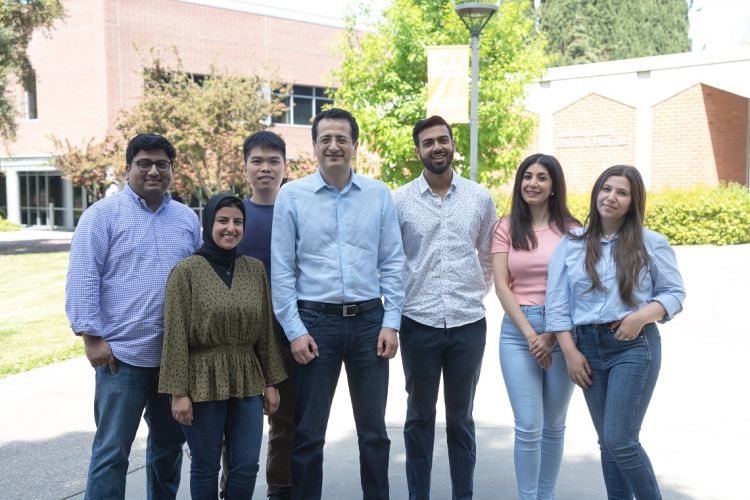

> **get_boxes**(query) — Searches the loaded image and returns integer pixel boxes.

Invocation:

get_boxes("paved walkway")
[0,242,747,499]
[0,229,72,255]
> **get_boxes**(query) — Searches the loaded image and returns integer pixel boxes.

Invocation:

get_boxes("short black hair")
[412,115,453,147]
[243,130,287,162]
[125,134,176,164]
[311,107,359,143]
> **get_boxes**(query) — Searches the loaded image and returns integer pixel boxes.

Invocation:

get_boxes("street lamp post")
[455,2,497,182]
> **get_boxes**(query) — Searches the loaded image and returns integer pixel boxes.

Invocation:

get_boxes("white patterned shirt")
[392,172,497,328]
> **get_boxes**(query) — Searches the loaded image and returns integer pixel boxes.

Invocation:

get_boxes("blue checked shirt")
[271,169,405,341]
[65,185,201,367]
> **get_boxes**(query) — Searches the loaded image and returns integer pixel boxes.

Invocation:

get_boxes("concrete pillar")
[5,169,21,225]
[62,177,74,228]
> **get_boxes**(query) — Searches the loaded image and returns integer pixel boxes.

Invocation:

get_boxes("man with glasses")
[66,134,201,499]
[271,108,405,500]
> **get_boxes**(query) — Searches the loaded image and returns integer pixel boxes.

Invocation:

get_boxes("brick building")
[2,1,749,229]
[0,0,344,228]
[525,49,750,192]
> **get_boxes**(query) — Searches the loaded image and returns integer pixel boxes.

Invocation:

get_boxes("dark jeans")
[400,316,487,500]
[86,359,184,500]
[267,325,296,498]
[577,323,662,500]
[182,396,264,500]
[292,304,390,500]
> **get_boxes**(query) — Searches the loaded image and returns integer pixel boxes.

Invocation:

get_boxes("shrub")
[491,183,750,246]
[0,216,20,232]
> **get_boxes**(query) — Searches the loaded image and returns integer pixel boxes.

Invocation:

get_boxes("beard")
[421,149,454,175]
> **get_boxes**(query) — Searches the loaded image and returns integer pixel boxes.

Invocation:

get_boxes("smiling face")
[126,149,173,207]
[415,124,455,176]
[520,163,552,207]
[245,146,287,198]
[596,175,633,231]
[211,206,244,251]
[313,118,358,179]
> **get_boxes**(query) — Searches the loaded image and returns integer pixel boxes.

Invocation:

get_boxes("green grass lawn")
[0,252,82,378]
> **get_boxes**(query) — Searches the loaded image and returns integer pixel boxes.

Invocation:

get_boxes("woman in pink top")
[492,153,579,499]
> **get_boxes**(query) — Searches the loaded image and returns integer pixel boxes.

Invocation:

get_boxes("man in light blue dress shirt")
[271,108,405,500]
[393,116,497,500]
[66,134,201,499]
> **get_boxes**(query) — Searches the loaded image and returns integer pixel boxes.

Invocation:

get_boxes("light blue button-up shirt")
[65,185,201,367]
[270,169,405,341]
[545,227,685,333]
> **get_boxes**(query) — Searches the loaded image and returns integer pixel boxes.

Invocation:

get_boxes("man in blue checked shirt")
[271,108,405,500]
[66,134,201,499]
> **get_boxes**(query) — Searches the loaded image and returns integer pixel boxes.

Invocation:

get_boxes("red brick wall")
[11,0,344,160]
[703,84,748,186]
[552,93,637,193]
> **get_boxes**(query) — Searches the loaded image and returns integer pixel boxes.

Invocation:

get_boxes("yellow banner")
[427,45,469,123]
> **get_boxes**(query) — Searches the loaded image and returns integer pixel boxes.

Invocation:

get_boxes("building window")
[25,73,38,119]
[272,85,334,126]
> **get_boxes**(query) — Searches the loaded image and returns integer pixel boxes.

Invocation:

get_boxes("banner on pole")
[426,45,469,123]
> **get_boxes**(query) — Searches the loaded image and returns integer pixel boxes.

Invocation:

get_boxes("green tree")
[0,0,63,140]
[115,52,287,200]
[539,0,690,66]
[334,0,548,186]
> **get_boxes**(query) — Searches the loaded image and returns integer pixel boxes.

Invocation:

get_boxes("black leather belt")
[297,298,382,317]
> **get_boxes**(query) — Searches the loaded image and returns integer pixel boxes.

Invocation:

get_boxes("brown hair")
[575,165,648,307]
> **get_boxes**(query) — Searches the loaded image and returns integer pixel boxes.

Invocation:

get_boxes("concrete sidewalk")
[1,244,748,499]
[0,229,72,255]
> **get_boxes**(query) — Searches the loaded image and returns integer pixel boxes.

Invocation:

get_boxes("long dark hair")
[509,153,577,250]
[575,165,648,307]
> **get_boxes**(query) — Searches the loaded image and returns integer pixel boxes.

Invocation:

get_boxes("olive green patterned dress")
[159,255,287,401]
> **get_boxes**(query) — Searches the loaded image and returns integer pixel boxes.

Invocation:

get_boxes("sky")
[186,0,750,52]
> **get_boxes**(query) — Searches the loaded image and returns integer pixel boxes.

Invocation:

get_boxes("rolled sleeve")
[270,188,307,341]
[477,193,498,292]
[378,188,405,330]
[648,235,686,323]
[544,237,574,333]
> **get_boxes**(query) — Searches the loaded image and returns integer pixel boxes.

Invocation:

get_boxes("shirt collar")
[313,167,360,193]
[416,170,458,195]
[123,184,172,211]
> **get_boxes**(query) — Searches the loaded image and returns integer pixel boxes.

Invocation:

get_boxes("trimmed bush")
[492,183,750,246]
[0,216,20,232]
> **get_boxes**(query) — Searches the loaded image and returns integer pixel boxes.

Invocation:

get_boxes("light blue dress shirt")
[545,227,685,333]
[65,185,202,367]
[270,169,405,341]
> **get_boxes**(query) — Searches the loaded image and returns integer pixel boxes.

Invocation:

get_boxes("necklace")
[217,259,235,276]
[603,232,618,241]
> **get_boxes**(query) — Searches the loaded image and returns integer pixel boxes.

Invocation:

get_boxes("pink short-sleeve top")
[491,217,564,306]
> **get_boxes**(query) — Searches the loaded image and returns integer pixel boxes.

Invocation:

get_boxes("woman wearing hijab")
[160,192,287,499]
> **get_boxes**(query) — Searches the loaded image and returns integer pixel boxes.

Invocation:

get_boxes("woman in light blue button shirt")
[545,165,685,500]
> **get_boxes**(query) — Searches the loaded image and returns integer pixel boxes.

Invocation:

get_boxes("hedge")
[492,183,750,246]
[0,216,20,232]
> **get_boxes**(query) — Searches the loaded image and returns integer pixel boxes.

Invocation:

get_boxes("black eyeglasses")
[133,159,172,172]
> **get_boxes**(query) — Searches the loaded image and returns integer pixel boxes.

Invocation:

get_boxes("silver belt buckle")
[342,304,358,317]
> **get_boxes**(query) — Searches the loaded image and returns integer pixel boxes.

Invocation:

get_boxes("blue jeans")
[292,304,390,500]
[500,307,574,500]
[182,396,264,500]
[400,316,487,500]
[86,359,184,500]
[576,323,662,500]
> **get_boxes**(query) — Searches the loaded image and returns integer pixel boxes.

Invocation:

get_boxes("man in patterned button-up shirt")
[392,115,497,500]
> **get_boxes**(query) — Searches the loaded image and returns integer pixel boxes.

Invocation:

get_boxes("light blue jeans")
[500,306,574,500]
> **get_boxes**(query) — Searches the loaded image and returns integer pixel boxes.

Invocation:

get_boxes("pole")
[469,34,480,182]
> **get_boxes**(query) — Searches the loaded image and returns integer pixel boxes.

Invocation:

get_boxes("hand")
[529,333,556,361]
[264,386,280,416]
[537,351,552,369]
[81,334,117,373]
[612,313,645,341]
[564,349,592,388]
[291,334,319,364]
[172,395,193,426]
[377,328,398,359]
